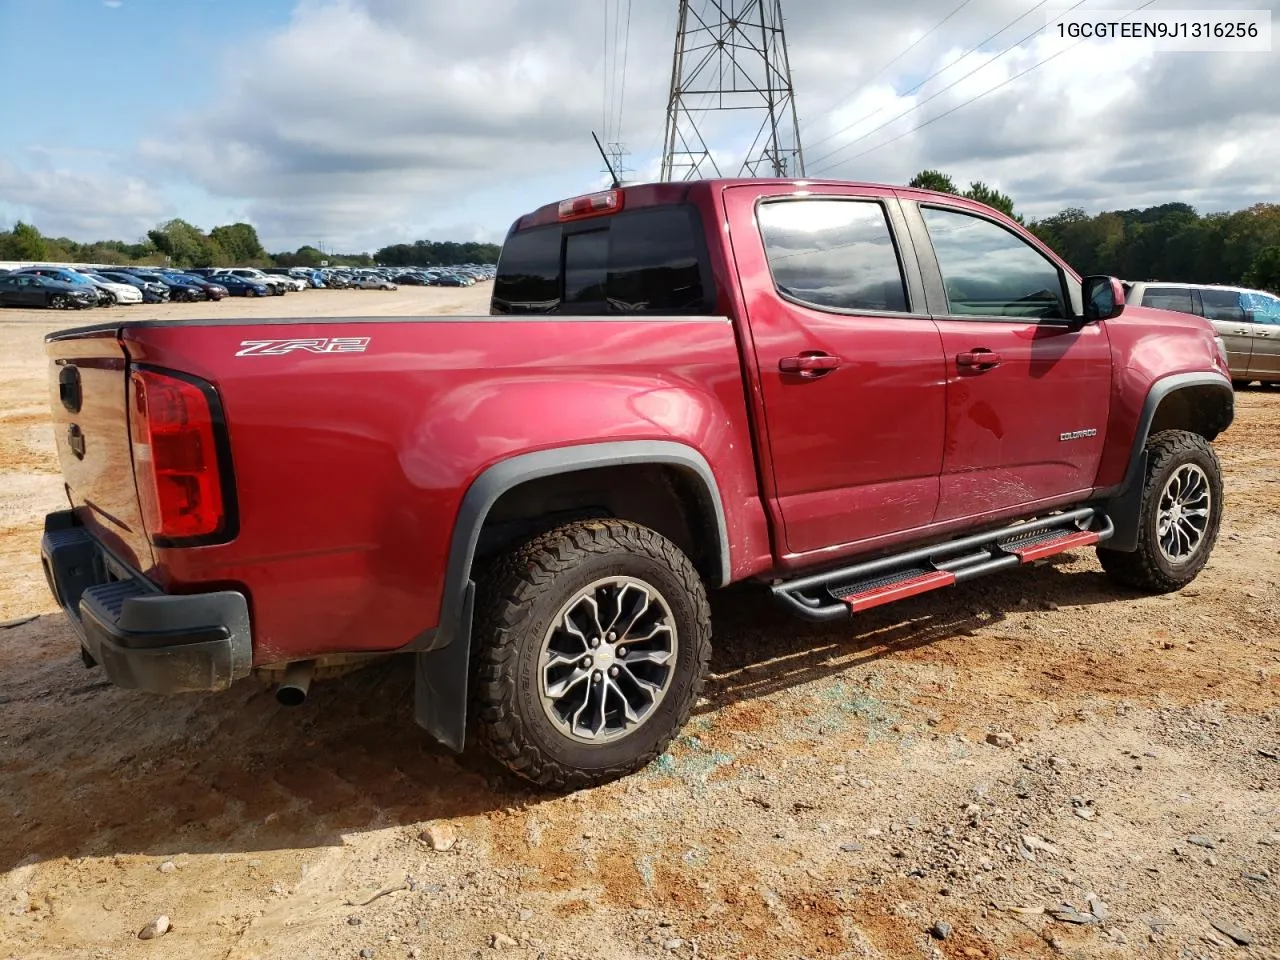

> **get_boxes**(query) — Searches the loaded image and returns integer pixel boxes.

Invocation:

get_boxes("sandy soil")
[0,290,1277,960]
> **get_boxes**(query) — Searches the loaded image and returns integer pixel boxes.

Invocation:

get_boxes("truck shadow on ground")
[0,557,1128,871]
[699,556,1127,713]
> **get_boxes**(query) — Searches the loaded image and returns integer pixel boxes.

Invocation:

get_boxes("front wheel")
[48,294,69,309]
[472,520,711,790]
[1098,430,1223,593]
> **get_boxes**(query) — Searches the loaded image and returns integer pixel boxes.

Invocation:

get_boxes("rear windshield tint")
[492,205,712,314]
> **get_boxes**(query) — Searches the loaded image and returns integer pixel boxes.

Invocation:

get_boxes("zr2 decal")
[236,337,371,357]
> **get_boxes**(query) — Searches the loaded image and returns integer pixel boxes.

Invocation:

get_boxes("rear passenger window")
[1200,288,1245,322]
[1141,287,1195,314]
[757,199,908,313]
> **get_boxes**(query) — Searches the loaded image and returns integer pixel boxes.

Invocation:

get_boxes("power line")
[614,0,634,142]
[803,0,1052,157]
[807,0,1090,173]
[800,0,976,135]
[611,0,624,139]
[602,0,610,137]
[812,0,1160,175]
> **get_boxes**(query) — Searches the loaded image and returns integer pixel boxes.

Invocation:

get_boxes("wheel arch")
[412,440,731,752]
[1101,372,1233,553]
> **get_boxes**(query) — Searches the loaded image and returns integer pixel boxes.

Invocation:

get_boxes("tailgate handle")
[67,424,86,460]
[58,365,82,414]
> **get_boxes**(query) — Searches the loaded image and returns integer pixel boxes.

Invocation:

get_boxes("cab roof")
[512,177,1010,232]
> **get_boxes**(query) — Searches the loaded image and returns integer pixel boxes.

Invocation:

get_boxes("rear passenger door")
[724,184,946,556]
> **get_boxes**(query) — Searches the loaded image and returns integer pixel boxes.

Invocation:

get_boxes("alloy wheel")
[538,576,679,744]
[1156,463,1212,564]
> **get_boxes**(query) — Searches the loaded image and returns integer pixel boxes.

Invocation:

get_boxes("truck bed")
[45,314,763,664]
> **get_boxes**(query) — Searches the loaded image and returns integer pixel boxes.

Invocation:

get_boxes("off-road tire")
[472,519,711,790]
[1098,430,1223,593]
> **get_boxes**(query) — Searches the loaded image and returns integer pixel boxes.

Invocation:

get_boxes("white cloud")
[103,1,123,7]
[0,154,166,240]
[7,0,1280,249]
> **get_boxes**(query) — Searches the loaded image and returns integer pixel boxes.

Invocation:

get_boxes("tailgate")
[45,325,153,573]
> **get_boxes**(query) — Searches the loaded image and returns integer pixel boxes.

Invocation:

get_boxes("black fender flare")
[1100,372,1233,553]
[412,440,732,751]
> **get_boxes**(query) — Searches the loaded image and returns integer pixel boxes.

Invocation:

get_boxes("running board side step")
[773,508,1114,622]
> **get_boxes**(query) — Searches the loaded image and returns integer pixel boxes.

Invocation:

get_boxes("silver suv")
[1124,281,1280,387]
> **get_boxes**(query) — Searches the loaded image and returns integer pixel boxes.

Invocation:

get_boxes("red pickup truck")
[40,179,1234,788]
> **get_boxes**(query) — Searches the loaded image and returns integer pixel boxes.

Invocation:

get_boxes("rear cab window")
[492,205,714,315]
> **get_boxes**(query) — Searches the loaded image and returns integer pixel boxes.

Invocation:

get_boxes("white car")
[81,272,144,305]
[355,275,398,290]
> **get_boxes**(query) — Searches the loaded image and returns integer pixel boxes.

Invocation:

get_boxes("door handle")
[780,354,842,377]
[957,349,1002,369]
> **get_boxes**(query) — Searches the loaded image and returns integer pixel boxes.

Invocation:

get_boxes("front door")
[1240,290,1280,383]
[904,201,1112,523]
[1199,287,1258,381]
[15,276,44,307]
[724,185,946,556]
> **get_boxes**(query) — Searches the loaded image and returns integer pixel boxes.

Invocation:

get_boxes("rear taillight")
[129,367,234,544]
[558,189,624,221]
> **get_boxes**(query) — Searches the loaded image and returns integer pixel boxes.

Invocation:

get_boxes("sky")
[0,0,1276,254]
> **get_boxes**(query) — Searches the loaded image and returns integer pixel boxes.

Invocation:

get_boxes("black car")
[133,270,205,302]
[0,274,97,309]
[15,266,113,305]
[215,274,272,297]
[99,271,170,303]
[429,275,468,287]
[162,272,228,301]
[394,273,429,286]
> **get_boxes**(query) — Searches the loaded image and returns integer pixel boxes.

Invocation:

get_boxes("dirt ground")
[1,289,1277,960]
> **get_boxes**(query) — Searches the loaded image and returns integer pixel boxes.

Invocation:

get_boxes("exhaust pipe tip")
[276,660,315,707]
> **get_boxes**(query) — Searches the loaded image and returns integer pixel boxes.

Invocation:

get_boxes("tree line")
[5,185,1278,291]
[909,169,1280,293]
[0,219,500,269]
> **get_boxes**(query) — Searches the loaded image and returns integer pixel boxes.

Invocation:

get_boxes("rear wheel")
[472,519,711,790]
[1098,430,1223,593]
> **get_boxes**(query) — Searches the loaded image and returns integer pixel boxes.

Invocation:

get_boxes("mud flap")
[413,580,475,752]
[1102,448,1148,553]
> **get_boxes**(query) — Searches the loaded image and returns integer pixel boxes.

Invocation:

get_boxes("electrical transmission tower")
[660,0,805,182]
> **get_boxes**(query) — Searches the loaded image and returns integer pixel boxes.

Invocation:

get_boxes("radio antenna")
[592,131,622,188]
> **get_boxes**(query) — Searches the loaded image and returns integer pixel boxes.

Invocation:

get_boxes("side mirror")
[1081,275,1125,323]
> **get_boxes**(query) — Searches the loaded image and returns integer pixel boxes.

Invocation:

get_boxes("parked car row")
[0,263,494,310]
[1123,280,1280,387]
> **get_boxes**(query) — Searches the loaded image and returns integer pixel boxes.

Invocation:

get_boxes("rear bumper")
[40,510,252,693]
